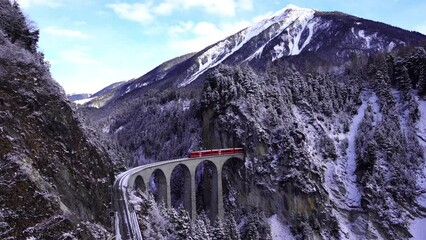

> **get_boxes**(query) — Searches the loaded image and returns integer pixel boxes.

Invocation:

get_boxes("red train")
[188,148,244,158]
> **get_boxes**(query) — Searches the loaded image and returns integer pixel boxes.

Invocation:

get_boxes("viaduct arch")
[113,153,244,239]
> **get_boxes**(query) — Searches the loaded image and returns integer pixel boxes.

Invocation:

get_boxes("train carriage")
[188,148,244,158]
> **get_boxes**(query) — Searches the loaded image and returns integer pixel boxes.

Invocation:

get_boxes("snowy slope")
[179,5,315,87]
[87,5,426,105]
[268,215,295,240]
[324,92,382,210]
[411,97,426,239]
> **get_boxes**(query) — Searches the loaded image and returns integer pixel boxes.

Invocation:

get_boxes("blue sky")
[17,0,426,94]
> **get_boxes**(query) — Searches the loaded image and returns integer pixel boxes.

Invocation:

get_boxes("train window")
[201,150,212,156]
[234,148,244,153]
[221,150,233,154]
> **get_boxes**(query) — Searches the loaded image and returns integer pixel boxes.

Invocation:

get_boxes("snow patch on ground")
[182,99,191,111]
[289,19,315,55]
[102,124,110,134]
[416,98,426,147]
[358,30,373,49]
[325,92,381,210]
[410,218,426,239]
[351,27,357,38]
[344,92,372,207]
[62,232,77,239]
[272,41,286,61]
[129,190,144,212]
[245,45,265,62]
[410,97,426,239]
[332,209,358,240]
[272,12,315,60]
[74,97,95,105]
[387,41,396,52]
[268,214,295,240]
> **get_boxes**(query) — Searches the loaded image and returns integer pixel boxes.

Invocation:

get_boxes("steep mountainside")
[199,51,426,239]
[82,4,426,240]
[86,5,425,107]
[0,1,119,239]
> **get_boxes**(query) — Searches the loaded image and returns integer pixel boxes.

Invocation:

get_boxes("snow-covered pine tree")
[192,218,211,240]
[173,208,192,240]
[241,216,259,240]
[210,218,225,240]
[253,211,272,240]
[139,192,169,239]
[0,0,38,52]
[395,62,412,100]
[224,214,240,240]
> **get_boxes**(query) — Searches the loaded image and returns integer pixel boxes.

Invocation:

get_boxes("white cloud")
[153,2,174,15]
[192,22,223,36]
[43,26,89,39]
[168,21,195,36]
[237,0,253,11]
[16,0,62,8]
[107,2,153,24]
[181,0,253,16]
[59,65,142,94]
[182,0,236,16]
[107,0,254,23]
[168,20,251,53]
[60,47,99,65]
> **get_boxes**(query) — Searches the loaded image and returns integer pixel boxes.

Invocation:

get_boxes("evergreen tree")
[192,218,211,240]
[0,1,39,52]
[173,208,192,240]
[241,217,259,240]
[199,211,212,234]
[395,63,412,100]
[224,214,240,240]
[140,192,169,239]
[210,218,225,240]
[386,54,395,84]
[253,211,272,240]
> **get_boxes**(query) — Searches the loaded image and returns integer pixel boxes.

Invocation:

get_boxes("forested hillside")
[86,43,426,239]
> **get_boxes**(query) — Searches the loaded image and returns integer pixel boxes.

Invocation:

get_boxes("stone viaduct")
[113,152,244,239]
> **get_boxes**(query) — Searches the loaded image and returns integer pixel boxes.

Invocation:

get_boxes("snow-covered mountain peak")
[88,5,426,104]
[178,5,315,87]
[269,4,314,20]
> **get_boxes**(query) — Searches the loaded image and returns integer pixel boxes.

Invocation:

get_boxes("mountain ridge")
[82,5,426,108]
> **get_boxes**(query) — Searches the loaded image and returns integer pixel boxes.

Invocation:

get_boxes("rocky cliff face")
[0,1,116,239]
